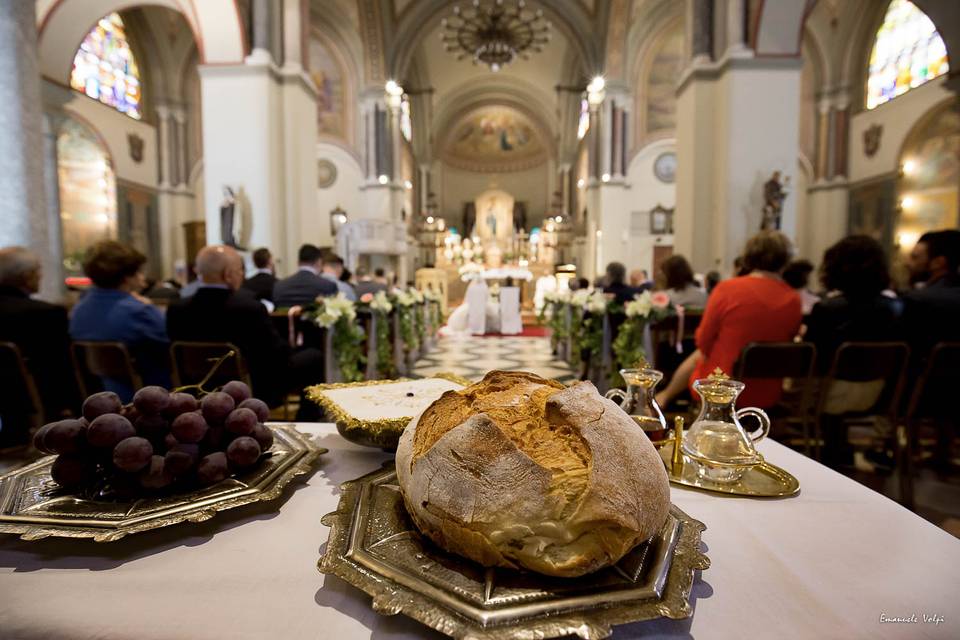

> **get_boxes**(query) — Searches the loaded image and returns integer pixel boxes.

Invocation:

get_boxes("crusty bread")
[395,371,671,577]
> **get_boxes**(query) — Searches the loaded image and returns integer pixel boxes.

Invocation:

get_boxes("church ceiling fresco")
[442,106,548,172]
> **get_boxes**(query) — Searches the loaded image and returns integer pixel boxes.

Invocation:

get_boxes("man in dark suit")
[167,245,324,411]
[901,229,960,359]
[602,262,641,304]
[0,247,77,445]
[272,244,337,308]
[242,247,277,302]
[354,266,388,298]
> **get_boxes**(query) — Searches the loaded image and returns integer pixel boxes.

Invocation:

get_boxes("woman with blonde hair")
[656,231,803,408]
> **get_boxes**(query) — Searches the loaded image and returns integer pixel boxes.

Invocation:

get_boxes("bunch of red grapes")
[33,381,274,497]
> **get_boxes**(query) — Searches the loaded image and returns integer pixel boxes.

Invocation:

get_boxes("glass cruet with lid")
[681,368,770,482]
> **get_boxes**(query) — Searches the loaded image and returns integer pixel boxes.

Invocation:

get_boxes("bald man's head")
[196,245,244,290]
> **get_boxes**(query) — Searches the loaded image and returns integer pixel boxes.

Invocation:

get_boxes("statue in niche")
[220,186,244,248]
[761,171,789,231]
[486,200,498,237]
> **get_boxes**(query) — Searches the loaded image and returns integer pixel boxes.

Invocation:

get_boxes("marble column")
[41,113,66,301]
[675,57,803,273]
[247,0,273,63]
[587,102,602,180]
[689,0,713,61]
[388,103,402,187]
[172,107,189,188]
[726,0,751,56]
[0,0,56,299]
[156,104,172,188]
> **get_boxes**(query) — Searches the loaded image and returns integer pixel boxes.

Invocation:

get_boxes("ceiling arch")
[36,0,245,82]
[388,0,600,83]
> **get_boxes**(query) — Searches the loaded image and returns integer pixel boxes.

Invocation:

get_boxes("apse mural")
[444,106,546,172]
[308,35,346,140]
[645,22,684,136]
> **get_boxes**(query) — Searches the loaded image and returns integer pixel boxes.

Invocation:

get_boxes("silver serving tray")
[319,464,710,639]
[0,424,324,542]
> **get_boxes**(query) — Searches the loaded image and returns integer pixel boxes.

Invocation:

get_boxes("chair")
[71,341,143,399]
[733,342,817,454]
[0,342,45,433]
[898,342,960,509]
[814,342,909,462]
[169,341,252,392]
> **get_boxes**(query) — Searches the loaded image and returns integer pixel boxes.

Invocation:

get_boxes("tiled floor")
[411,334,576,384]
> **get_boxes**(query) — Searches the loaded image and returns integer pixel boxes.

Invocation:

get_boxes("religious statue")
[761,171,789,231]
[220,186,244,248]
[486,201,498,237]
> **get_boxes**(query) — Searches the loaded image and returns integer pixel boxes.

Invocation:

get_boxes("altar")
[418,188,569,312]
[2,423,957,639]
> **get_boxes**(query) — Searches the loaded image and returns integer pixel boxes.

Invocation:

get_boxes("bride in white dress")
[443,278,501,336]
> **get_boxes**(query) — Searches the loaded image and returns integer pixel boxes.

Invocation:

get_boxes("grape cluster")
[33,381,275,496]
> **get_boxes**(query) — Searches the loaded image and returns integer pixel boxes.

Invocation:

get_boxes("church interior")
[1,1,959,637]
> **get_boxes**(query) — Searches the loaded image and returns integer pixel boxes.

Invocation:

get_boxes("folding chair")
[898,342,960,509]
[734,341,817,454]
[814,342,909,462]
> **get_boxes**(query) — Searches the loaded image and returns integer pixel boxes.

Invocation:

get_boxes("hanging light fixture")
[440,0,551,72]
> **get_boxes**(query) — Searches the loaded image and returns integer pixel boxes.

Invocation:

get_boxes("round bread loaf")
[395,371,671,577]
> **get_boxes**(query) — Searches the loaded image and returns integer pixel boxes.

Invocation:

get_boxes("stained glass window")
[70,13,142,120]
[866,0,948,110]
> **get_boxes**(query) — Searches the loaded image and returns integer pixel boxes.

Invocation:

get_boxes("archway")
[57,116,117,277]
[37,0,245,82]
[895,99,959,257]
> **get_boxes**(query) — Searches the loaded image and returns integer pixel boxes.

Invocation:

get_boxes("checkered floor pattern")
[411,335,576,384]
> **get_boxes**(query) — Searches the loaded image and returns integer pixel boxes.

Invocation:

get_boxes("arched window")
[70,13,142,120]
[57,117,117,275]
[866,0,949,110]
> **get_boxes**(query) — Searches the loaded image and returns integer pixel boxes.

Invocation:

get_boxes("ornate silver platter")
[0,425,324,542]
[320,464,710,640]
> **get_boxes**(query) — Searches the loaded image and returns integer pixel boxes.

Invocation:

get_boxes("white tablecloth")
[0,424,957,639]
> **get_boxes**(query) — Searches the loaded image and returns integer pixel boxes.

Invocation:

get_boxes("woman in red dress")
[657,231,802,408]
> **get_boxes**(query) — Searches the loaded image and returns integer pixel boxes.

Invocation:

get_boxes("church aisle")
[411,335,575,384]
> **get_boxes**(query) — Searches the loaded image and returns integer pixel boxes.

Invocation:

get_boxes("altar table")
[0,423,957,639]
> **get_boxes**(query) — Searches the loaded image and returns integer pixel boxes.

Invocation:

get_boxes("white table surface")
[0,423,957,640]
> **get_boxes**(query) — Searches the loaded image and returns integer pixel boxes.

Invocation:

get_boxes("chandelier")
[440,0,551,72]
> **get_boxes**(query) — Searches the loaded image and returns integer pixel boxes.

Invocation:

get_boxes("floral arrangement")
[422,289,443,331]
[358,291,395,378]
[576,290,612,367]
[392,290,420,354]
[612,290,674,384]
[311,293,366,382]
[412,289,427,346]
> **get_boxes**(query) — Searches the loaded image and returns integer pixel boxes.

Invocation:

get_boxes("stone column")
[726,0,751,57]
[559,164,571,216]
[675,57,803,274]
[0,0,57,298]
[689,0,713,62]
[247,0,273,64]
[41,113,66,302]
[587,102,602,180]
[172,107,189,188]
[155,104,172,188]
